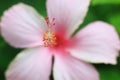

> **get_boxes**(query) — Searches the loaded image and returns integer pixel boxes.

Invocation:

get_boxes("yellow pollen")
[43,29,57,47]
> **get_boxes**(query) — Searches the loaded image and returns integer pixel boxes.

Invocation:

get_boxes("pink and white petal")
[69,21,120,64]
[46,0,90,37]
[6,47,52,80]
[53,53,99,80]
[1,3,47,48]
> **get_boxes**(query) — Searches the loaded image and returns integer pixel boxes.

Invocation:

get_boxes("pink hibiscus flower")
[0,0,120,80]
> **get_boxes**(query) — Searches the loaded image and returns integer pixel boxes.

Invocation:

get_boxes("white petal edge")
[53,53,99,80]
[69,21,120,64]
[0,3,47,48]
[46,0,90,37]
[5,47,52,80]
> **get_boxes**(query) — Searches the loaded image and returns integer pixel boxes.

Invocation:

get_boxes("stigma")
[43,18,57,47]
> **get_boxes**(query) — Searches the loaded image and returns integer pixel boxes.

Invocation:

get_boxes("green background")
[0,0,120,80]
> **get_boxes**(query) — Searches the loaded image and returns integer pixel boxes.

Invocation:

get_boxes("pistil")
[43,18,57,47]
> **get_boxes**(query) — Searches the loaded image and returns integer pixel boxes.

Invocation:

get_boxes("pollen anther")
[43,29,57,47]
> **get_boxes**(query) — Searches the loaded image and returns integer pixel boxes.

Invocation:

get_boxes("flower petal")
[53,53,99,80]
[46,0,90,37]
[69,21,120,64]
[6,47,52,80]
[0,3,47,48]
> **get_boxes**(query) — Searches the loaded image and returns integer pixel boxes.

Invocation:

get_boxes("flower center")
[43,17,57,47]
[43,17,73,49]
[43,29,57,47]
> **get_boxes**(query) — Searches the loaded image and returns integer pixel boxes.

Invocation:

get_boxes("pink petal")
[53,53,99,80]
[69,21,120,64]
[0,3,47,48]
[46,0,90,37]
[6,47,52,80]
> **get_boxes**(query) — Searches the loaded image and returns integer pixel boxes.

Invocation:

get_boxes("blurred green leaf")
[92,0,120,5]
[107,14,120,35]
[96,65,120,80]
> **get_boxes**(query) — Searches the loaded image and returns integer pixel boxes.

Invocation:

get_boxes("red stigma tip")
[45,17,56,28]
